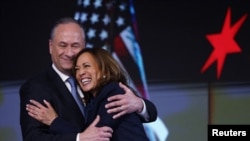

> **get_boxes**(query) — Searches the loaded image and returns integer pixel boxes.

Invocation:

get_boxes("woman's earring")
[103,75,106,79]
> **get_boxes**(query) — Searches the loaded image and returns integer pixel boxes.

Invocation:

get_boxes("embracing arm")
[105,82,157,122]
[140,98,157,122]
[25,94,113,141]
[26,99,80,134]
[20,81,113,141]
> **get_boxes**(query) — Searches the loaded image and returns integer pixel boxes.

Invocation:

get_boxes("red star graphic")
[201,7,247,79]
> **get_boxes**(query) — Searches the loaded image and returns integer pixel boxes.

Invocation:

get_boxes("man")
[19,17,157,141]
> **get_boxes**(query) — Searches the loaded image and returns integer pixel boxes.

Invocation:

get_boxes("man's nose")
[65,47,74,56]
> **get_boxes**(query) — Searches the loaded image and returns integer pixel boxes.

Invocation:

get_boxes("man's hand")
[26,99,58,126]
[105,82,144,119]
[79,115,113,141]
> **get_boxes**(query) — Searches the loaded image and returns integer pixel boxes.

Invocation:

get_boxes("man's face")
[49,23,85,75]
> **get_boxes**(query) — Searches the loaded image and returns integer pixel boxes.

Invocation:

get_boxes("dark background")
[2,0,250,83]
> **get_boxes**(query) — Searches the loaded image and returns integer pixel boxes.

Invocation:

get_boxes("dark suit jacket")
[84,82,149,141]
[19,66,157,141]
[19,66,84,141]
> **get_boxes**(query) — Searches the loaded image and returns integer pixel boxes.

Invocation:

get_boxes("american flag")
[74,0,149,99]
[74,1,169,140]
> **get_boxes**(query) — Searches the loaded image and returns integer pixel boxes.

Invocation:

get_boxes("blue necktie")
[67,76,85,116]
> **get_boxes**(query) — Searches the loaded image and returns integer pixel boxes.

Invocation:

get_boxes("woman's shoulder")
[99,81,125,96]
[105,81,119,87]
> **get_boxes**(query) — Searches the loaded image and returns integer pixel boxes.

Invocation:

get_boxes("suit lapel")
[47,67,85,120]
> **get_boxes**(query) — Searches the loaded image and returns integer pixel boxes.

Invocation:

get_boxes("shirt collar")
[52,63,70,82]
[52,63,84,99]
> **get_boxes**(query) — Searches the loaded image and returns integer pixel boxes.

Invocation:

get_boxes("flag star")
[93,0,102,9]
[87,28,96,39]
[119,3,126,11]
[103,14,110,25]
[80,12,88,23]
[90,13,99,24]
[74,12,81,21]
[116,16,124,26]
[99,29,108,40]
[86,43,93,48]
[102,45,109,50]
[83,0,90,7]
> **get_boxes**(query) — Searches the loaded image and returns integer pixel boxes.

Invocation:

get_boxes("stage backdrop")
[1,0,250,141]
[2,0,250,83]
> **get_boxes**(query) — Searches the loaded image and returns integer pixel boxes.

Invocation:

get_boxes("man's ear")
[49,39,52,54]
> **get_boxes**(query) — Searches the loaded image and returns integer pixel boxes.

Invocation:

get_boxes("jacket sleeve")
[49,117,80,134]
[19,81,77,141]
[141,98,158,123]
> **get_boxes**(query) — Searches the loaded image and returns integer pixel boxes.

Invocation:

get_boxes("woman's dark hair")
[72,47,131,102]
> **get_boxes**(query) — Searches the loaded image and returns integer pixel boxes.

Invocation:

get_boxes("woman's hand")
[26,99,58,126]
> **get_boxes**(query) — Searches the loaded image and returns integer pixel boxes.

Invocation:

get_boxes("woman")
[73,48,149,140]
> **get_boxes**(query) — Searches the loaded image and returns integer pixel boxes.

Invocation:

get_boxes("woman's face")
[75,52,101,95]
